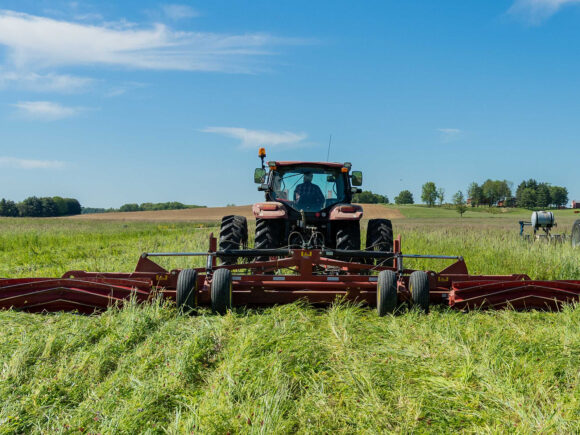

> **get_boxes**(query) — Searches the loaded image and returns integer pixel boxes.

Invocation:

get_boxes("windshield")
[270,166,347,212]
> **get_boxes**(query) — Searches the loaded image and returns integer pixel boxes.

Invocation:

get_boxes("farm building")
[573,200,580,209]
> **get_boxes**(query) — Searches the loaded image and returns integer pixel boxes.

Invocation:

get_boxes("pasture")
[0,208,579,433]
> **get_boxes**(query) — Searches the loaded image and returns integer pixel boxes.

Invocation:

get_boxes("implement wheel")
[572,220,580,248]
[176,269,198,312]
[377,270,398,316]
[218,215,248,265]
[211,268,233,315]
[409,271,430,313]
[366,219,394,267]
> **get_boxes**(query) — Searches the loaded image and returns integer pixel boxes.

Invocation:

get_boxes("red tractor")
[218,148,393,264]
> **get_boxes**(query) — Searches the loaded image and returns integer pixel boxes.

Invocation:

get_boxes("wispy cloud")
[0,70,93,92]
[508,0,580,24]
[202,127,308,148]
[162,4,199,20]
[0,10,304,73]
[13,101,85,121]
[437,128,462,142]
[0,156,65,169]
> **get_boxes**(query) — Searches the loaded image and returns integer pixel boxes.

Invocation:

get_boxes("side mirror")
[351,171,363,186]
[254,168,266,184]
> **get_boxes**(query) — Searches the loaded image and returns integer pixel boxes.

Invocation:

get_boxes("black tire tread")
[409,271,430,313]
[211,268,232,314]
[377,270,397,316]
[254,219,284,261]
[218,215,248,265]
[366,218,393,266]
[176,269,198,311]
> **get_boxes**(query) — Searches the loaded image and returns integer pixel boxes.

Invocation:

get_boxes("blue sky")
[0,0,579,208]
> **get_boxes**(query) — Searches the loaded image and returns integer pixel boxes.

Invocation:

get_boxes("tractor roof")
[272,161,345,168]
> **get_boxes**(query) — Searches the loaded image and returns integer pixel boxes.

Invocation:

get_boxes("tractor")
[217,148,394,264]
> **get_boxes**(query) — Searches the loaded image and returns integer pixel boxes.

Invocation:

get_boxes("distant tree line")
[352,190,389,204]
[0,197,81,217]
[390,178,569,210]
[515,179,568,209]
[81,202,206,214]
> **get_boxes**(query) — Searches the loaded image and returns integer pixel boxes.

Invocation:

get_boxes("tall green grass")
[1,217,579,433]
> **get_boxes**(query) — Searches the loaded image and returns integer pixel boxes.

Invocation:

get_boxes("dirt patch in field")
[65,204,404,222]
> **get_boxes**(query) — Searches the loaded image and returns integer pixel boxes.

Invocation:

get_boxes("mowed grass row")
[0,216,579,433]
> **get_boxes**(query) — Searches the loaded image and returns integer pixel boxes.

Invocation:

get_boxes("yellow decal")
[156,274,169,281]
[438,276,449,282]
[301,251,312,257]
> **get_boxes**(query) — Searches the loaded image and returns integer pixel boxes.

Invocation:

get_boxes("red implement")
[0,235,578,314]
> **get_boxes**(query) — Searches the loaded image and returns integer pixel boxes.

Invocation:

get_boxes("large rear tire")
[572,220,580,248]
[211,268,232,315]
[255,219,284,261]
[366,219,394,267]
[377,270,397,316]
[409,271,430,313]
[176,269,198,312]
[335,221,361,262]
[218,215,248,265]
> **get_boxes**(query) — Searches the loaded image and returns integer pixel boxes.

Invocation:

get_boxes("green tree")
[421,182,437,207]
[516,179,538,206]
[467,182,483,206]
[437,187,445,206]
[453,191,467,217]
[352,190,389,204]
[519,188,537,209]
[394,190,414,205]
[0,199,19,217]
[536,183,551,209]
[481,179,511,206]
[18,197,44,217]
[549,186,568,207]
[119,203,141,212]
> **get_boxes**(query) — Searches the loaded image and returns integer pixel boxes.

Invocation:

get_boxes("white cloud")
[202,127,308,148]
[162,4,199,20]
[0,70,93,92]
[0,10,301,73]
[0,156,65,169]
[508,0,580,23]
[13,101,84,120]
[437,128,461,142]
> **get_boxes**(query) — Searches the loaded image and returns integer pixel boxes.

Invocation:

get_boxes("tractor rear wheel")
[335,221,361,262]
[218,215,248,265]
[211,268,232,314]
[572,220,580,248]
[409,271,430,313]
[377,270,397,316]
[366,219,394,267]
[176,269,198,312]
[255,219,284,261]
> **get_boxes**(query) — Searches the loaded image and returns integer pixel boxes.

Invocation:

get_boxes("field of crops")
[1,210,579,433]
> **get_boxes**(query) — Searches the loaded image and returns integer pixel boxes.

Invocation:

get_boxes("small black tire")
[218,215,248,265]
[572,220,580,248]
[409,271,430,313]
[366,219,394,267]
[176,269,198,311]
[211,268,233,315]
[377,270,398,316]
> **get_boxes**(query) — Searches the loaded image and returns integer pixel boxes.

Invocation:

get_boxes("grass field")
[1,208,579,433]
